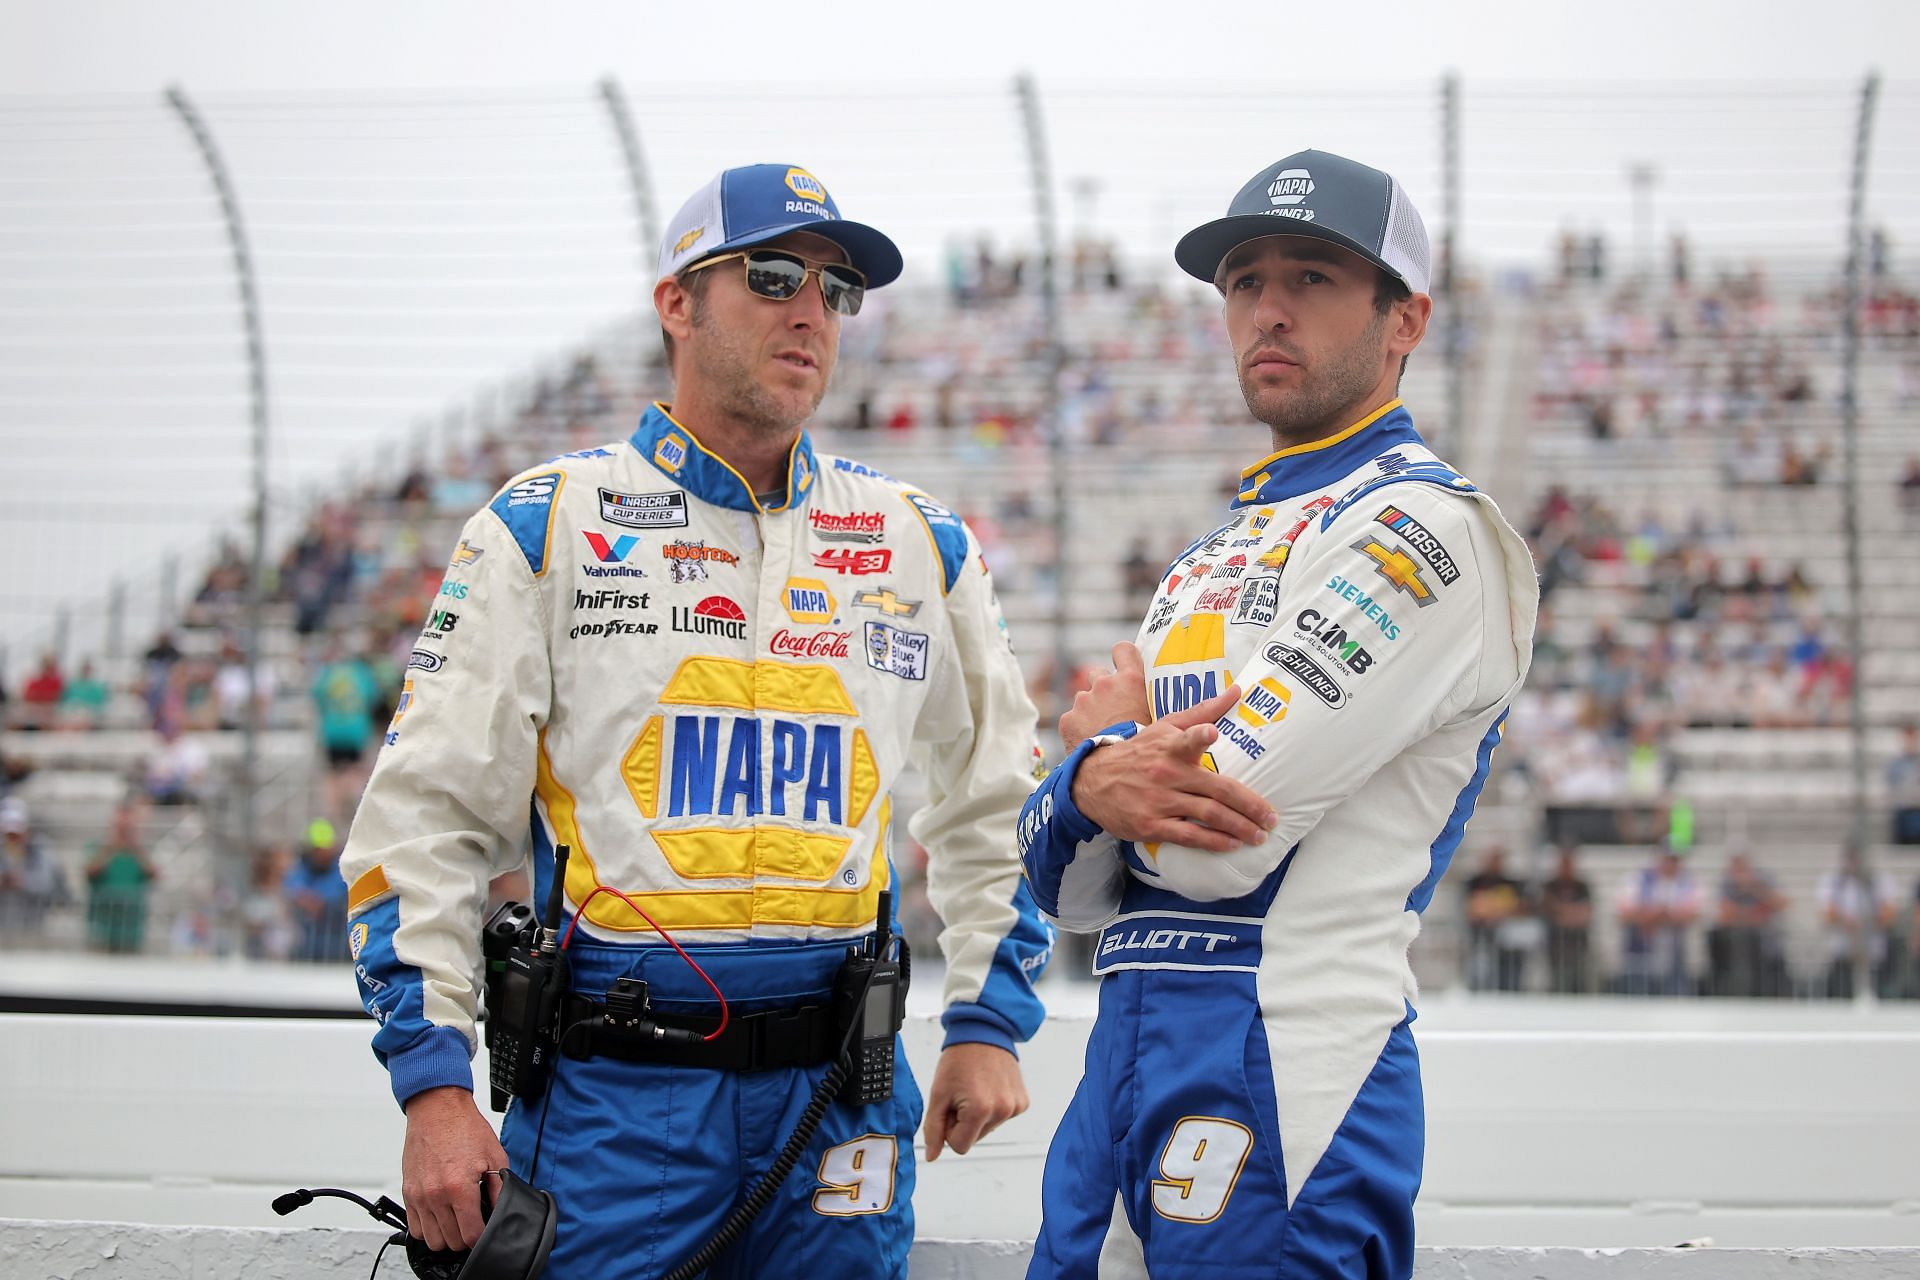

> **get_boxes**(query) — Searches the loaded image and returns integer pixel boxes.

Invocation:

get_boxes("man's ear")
[655,275,694,346]
[1390,292,1433,359]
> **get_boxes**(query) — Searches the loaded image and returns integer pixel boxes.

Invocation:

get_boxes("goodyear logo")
[785,168,828,201]
[783,577,835,625]
[655,433,688,474]
[348,922,368,959]
[674,226,704,255]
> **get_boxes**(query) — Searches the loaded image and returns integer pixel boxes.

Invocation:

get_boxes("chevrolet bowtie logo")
[451,539,485,567]
[1352,537,1436,606]
[853,589,920,617]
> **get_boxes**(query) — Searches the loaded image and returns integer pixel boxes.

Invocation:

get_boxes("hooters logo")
[769,628,851,659]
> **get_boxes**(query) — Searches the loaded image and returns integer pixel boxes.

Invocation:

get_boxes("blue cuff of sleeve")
[387,1025,475,1110]
[1052,722,1140,841]
[940,1005,1019,1057]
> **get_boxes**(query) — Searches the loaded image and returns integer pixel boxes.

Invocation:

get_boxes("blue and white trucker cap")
[657,163,904,288]
[1175,149,1430,295]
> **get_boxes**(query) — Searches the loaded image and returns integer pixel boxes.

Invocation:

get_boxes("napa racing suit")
[1018,400,1537,1279]
[340,402,1053,1279]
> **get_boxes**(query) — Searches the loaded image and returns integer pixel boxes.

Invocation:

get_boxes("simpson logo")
[406,649,444,673]
[810,509,886,544]
[654,433,688,474]
[783,577,836,624]
[506,474,559,507]
[864,621,929,681]
[1374,505,1462,585]
[1261,642,1346,709]
[1268,168,1314,206]
[673,226,704,255]
[1232,574,1280,627]
[600,488,688,529]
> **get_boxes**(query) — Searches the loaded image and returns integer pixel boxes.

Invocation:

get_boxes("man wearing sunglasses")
[1015,151,1538,1278]
[341,163,1054,1278]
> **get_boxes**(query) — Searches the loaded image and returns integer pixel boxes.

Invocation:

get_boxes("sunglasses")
[684,249,867,316]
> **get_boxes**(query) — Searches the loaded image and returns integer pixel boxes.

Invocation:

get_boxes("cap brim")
[1174,214,1398,289]
[715,219,904,289]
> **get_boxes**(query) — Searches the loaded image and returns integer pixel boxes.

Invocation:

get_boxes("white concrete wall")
[5,1005,1920,1249]
[2,1222,1918,1280]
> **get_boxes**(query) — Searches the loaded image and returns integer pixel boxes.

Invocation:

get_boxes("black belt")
[558,991,838,1072]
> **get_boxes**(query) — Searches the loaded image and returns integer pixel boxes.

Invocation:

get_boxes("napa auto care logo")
[670,595,747,639]
[769,628,851,659]
[783,578,835,624]
[1268,169,1313,205]
[785,168,828,201]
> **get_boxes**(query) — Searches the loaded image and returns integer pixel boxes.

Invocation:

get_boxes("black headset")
[274,1168,556,1280]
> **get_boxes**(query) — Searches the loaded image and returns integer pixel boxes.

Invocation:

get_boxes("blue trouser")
[501,937,921,1280]
[1028,969,1422,1280]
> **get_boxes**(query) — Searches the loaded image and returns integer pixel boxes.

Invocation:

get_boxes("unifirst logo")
[1268,169,1314,205]
[785,168,828,201]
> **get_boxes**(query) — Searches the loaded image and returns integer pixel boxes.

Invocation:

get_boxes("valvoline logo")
[583,531,639,563]
[785,168,828,202]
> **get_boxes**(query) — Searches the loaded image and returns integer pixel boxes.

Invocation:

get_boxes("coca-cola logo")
[769,628,851,659]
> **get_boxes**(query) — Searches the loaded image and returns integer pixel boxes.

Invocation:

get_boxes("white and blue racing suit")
[1019,400,1536,1279]
[341,403,1052,1279]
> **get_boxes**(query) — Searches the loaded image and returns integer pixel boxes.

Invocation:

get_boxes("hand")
[1070,684,1278,853]
[923,1042,1028,1162]
[1060,643,1153,752]
[400,1086,509,1252]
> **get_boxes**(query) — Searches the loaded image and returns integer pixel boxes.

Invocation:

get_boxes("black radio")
[479,845,572,1113]
[831,892,909,1105]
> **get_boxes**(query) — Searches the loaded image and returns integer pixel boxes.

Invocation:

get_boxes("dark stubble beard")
[687,297,829,437]
[1238,305,1390,441]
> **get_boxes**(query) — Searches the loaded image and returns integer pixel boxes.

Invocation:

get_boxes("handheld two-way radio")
[480,843,572,1112]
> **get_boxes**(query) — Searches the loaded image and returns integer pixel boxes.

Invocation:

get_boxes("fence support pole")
[1014,72,1072,716]
[1838,70,1881,1003]
[598,77,662,277]
[1440,73,1464,457]
[166,85,270,864]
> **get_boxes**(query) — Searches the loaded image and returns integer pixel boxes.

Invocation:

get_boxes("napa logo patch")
[348,922,368,959]
[785,168,828,202]
[1268,168,1314,206]
[654,433,688,474]
[783,577,836,625]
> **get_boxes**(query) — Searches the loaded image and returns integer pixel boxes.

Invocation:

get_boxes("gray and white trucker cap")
[1175,149,1431,294]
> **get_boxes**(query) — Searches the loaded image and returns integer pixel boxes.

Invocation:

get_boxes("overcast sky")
[3,0,1917,92]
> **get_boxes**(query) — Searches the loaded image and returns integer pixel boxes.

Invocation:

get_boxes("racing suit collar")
[1232,399,1422,508]
[630,401,818,514]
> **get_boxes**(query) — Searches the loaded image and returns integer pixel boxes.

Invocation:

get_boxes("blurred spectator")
[283,819,349,963]
[1120,538,1160,612]
[18,654,64,730]
[213,640,276,731]
[243,844,295,961]
[1709,852,1787,997]
[1817,842,1899,998]
[1462,849,1532,992]
[1889,724,1920,845]
[0,798,68,934]
[1900,456,1920,526]
[85,802,156,954]
[1615,849,1702,996]
[1539,845,1594,994]
[140,632,183,729]
[311,642,385,822]
[145,717,208,806]
[54,660,110,731]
